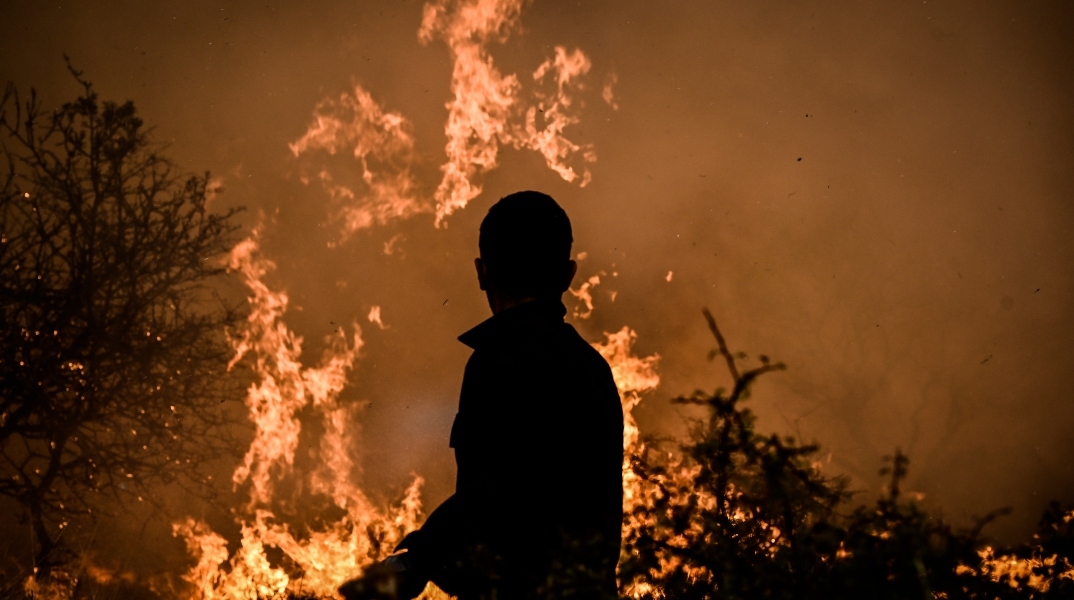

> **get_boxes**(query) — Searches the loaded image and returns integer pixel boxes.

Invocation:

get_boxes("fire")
[419,0,596,224]
[974,544,1074,592]
[171,3,617,598]
[174,230,429,600]
[12,3,632,598]
[589,327,667,598]
[368,306,389,330]
[290,86,428,242]
[568,272,603,319]
[174,232,663,600]
[292,0,602,241]
[524,46,597,187]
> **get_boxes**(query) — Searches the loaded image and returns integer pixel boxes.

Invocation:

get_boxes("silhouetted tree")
[0,63,243,578]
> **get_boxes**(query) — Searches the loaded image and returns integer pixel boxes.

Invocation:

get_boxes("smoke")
[0,0,1072,588]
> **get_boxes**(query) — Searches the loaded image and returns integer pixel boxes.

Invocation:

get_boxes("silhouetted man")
[340,191,623,600]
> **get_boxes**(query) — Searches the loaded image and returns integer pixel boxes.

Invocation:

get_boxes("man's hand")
[338,554,425,600]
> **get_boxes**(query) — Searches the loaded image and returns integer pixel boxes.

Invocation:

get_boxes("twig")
[702,307,740,383]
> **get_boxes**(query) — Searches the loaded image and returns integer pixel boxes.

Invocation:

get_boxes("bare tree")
[0,63,243,575]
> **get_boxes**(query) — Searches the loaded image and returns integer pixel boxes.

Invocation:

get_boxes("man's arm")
[338,495,468,600]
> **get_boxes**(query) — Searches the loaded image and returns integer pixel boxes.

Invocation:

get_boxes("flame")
[290,85,429,241]
[174,230,428,600]
[368,306,389,330]
[291,0,601,237]
[418,0,523,224]
[173,242,663,600]
[419,0,596,225]
[523,46,596,187]
[417,0,597,223]
[590,328,661,557]
[593,328,738,598]
[225,232,365,506]
[974,543,1074,592]
[568,273,603,319]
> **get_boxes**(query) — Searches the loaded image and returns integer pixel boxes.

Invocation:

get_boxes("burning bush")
[617,310,1074,600]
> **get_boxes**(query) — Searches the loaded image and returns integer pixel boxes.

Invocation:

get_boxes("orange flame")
[174,242,664,600]
[590,328,660,550]
[292,0,601,240]
[419,0,596,225]
[174,230,427,600]
[973,541,1074,592]
[568,272,603,319]
[290,86,428,242]
[173,4,620,598]
[523,46,596,187]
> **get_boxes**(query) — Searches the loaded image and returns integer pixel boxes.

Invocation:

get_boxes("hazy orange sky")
[2,0,1072,550]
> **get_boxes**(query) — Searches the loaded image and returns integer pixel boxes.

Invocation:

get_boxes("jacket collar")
[458,297,568,350]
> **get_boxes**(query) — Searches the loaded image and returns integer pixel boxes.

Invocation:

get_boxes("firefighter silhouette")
[340,191,623,600]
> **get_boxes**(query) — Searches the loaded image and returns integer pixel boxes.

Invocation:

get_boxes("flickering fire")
[420,5,596,225]
[172,3,621,597]
[292,0,600,240]
[173,230,428,599]
[174,236,662,599]
[568,272,603,319]
[289,85,427,242]
[974,545,1074,592]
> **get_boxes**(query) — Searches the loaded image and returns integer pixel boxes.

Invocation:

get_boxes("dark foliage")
[0,61,244,584]
[618,309,1074,599]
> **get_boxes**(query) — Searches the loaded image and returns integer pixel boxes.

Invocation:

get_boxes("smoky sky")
[2,0,1072,560]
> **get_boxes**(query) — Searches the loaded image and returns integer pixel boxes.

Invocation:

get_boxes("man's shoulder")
[561,324,615,368]
[463,323,613,378]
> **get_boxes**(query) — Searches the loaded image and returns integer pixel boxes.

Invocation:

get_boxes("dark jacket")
[399,298,624,600]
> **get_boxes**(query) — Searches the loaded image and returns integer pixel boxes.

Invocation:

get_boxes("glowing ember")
[974,544,1074,593]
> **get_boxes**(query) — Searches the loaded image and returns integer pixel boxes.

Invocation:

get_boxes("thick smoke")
[0,0,1071,588]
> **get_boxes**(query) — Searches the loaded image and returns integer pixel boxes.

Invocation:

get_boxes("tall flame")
[174,3,621,598]
[419,0,595,225]
[175,230,428,600]
[590,327,664,597]
[174,229,662,600]
[292,0,601,241]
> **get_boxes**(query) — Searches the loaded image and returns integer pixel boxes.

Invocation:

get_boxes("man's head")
[476,191,577,313]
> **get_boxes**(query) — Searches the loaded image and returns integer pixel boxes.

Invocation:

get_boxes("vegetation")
[618,309,1074,599]
[1,65,1070,600]
[0,62,243,587]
